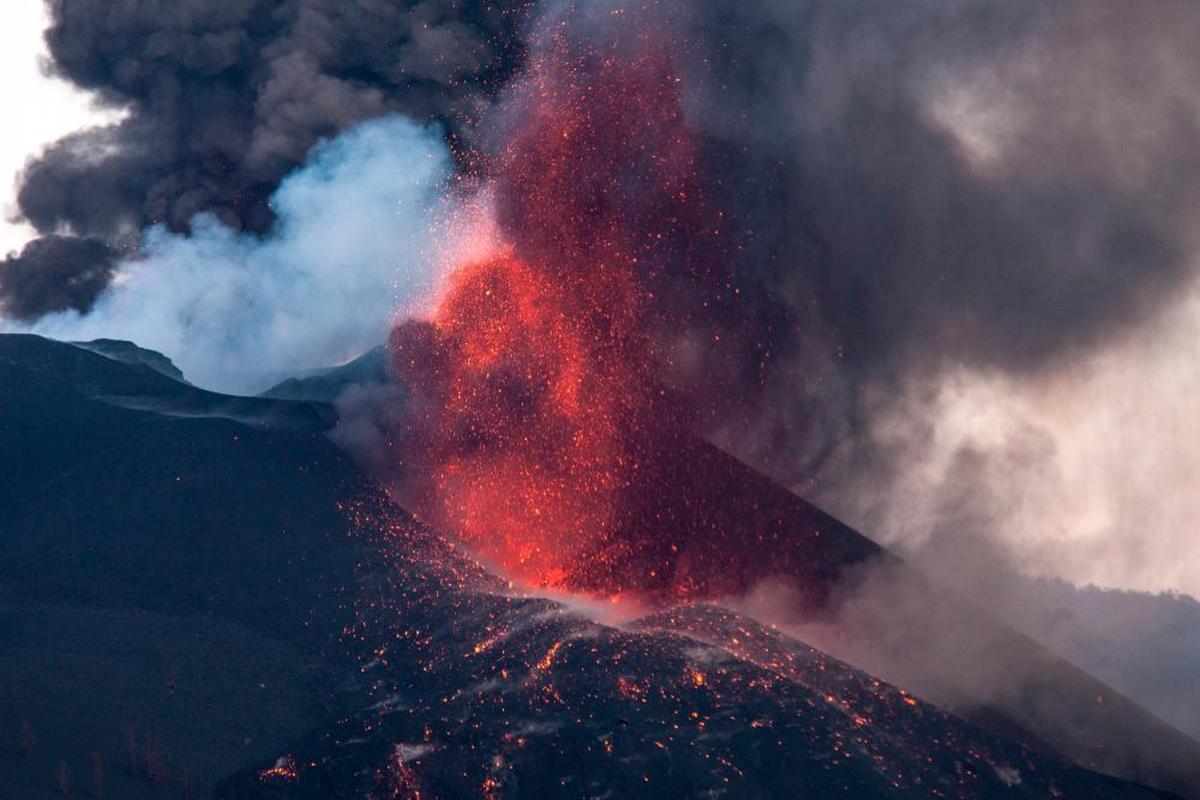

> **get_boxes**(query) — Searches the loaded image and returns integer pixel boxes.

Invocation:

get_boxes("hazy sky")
[0,1,118,255]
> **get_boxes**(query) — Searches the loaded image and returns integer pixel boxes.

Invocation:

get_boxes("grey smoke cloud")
[826,289,1200,600]
[2,0,528,315]
[9,116,451,395]
[650,0,1200,612]
[683,0,1200,475]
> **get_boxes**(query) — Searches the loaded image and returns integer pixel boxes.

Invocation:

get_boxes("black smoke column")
[3,0,531,316]
[0,234,116,320]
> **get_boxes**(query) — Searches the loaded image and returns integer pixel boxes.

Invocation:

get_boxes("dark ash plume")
[0,235,116,320]
[4,0,530,315]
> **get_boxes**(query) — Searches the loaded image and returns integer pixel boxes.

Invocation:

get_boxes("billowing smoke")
[1,0,529,317]
[13,116,451,394]
[0,234,116,320]
[679,0,1200,480]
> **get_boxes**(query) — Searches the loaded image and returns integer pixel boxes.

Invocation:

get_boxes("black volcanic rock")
[0,334,362,797]
[216,506,1177,800]
[73,338,189,383]
[0,333,1190,799]
[260,346,388,404]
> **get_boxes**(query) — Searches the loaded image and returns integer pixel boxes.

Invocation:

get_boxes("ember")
[258,755,297,783]
[391,4,753,590]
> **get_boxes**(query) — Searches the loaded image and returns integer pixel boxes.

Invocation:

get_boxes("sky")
[0,1,119,256]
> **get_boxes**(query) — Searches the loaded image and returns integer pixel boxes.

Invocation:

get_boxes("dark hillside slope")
[260,346,387,404]
[0,335,365,797]
[0,333,1191,799]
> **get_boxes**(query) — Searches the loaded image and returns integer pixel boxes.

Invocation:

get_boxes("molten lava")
[394,251,653,582]
[392,7,764,590]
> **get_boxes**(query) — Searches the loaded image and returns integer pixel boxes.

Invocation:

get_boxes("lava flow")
[390,5,790,595]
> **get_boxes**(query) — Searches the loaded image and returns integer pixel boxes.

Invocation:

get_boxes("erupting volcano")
[391,8,767,592]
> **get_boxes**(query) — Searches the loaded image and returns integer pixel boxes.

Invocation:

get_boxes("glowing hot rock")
[391,6,791,596]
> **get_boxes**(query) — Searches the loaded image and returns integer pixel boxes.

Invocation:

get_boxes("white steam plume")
[5,115,450,394]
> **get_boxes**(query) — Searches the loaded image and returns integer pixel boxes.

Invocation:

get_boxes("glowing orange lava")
[391,7,740,589]
[396,253,650,581]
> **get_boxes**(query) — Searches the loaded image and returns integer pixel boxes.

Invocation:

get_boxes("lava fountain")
[390,3,795,595]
